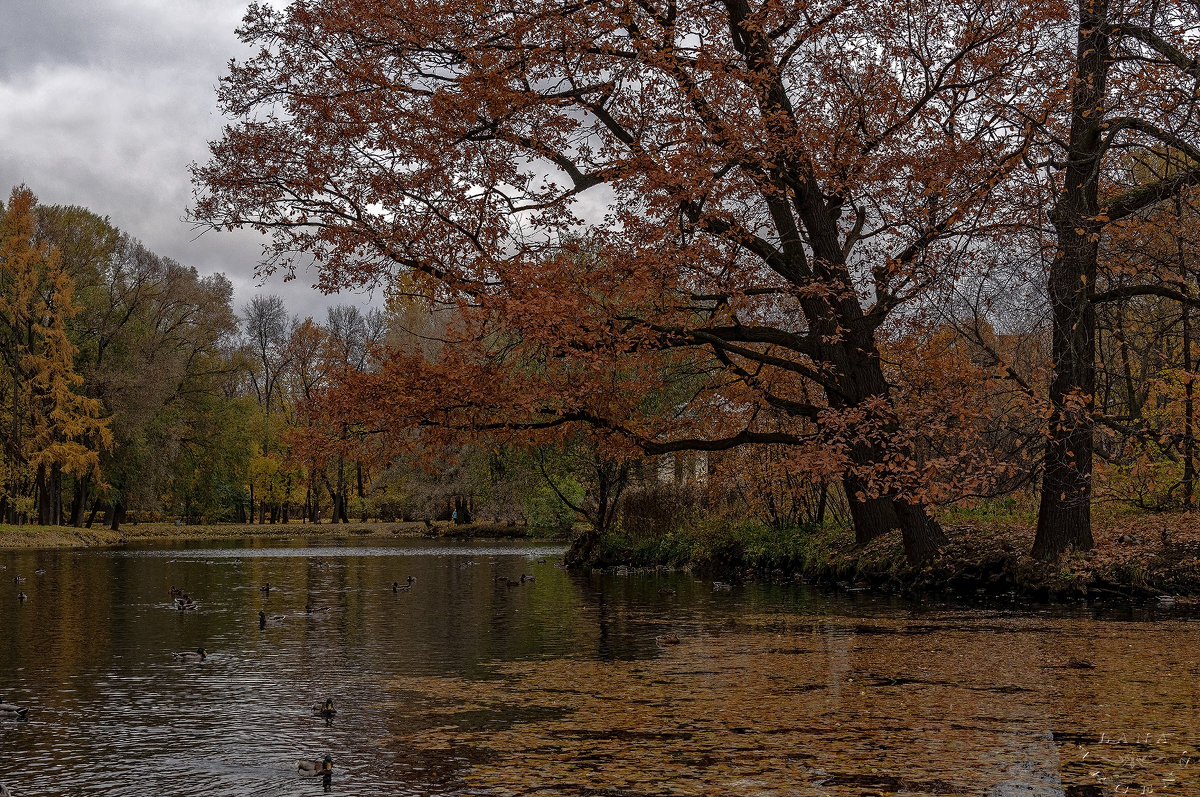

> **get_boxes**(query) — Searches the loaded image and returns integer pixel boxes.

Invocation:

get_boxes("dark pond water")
[1,537,1198,796]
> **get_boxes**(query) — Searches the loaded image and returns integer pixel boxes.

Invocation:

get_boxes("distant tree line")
[0,187,427,527]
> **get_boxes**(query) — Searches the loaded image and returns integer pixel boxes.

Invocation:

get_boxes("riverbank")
[591,511,1200,599]
[0,519,539,549]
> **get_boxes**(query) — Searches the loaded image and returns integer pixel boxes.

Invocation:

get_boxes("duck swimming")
[172,647,207,663]
[313,698,336,717]
[258,611,285,627]
[297,754,333,776]
[0,703,28,720]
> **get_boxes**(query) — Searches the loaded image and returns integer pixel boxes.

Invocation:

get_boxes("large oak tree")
[194,0,1047,562]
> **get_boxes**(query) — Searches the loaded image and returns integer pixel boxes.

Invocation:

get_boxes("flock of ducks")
[157,574,425,785]
[1,559,716,793]
[0,573,372,792]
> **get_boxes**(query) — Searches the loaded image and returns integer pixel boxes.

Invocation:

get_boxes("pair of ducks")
[392,576,415,592]
[496,574,535,587]
[170,588,198,610]
[299,703,336,777]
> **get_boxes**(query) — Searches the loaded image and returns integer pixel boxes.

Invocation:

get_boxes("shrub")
[524,477,584,535]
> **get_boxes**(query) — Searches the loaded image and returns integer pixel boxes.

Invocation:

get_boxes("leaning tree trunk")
[1032,0,1107,560]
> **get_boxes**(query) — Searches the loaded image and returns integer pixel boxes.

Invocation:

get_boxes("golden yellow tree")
[0,186,111,525]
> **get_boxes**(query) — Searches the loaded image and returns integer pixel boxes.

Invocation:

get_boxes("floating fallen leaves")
[379,614,1200,796]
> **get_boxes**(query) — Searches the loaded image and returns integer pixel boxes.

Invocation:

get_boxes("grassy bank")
[590,509,1200,599]
[0,519,542,549]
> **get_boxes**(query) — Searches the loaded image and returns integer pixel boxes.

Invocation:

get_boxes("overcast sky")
[0,0,374,320]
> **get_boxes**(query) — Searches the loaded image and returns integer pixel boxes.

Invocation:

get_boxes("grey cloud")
[0,0,357,320]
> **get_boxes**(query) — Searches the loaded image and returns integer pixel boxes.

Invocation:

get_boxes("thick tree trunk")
[566,527,598,565]
[843,475,900,543]
[1033,0,1107,560]
[110,499,125,531]
[1033,242,1099,559]
[893,499,945,563]
[828,335,948,561]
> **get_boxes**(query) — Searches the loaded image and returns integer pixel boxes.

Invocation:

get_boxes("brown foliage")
[193,0,1061,561]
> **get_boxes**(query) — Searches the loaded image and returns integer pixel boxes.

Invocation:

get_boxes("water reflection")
[0,538,1197,796]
